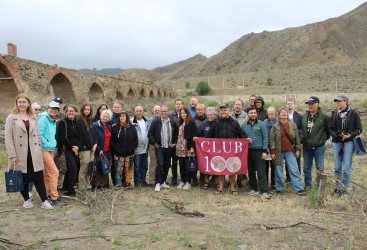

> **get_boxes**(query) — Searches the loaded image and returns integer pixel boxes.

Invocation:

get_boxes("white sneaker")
[41,200,54,210]
[23,199,34,208]
[182,182,191,190]
[161,182,170,189]
[262,192,270,200]
[247,190,259,195]
[28,192,33,197]
[177,182,185,189]
[155,183,161,192]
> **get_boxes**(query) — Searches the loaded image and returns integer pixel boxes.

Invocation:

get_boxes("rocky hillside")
[152,54,207,74]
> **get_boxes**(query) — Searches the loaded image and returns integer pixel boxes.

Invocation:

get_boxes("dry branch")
[0,209,19,213]
[161,200,205,217]
[310,210,363,217]
[262,222,327,230]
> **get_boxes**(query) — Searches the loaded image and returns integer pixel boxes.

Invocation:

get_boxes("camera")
[336,131,344,141]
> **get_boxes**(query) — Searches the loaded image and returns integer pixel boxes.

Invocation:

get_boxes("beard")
[249,116,257,121]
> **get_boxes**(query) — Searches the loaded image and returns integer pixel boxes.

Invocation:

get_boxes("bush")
[185,81,190,88]
[186,91,193,96]
[206,101,219,107]
[361,100,367,108]
[195,81,212,96]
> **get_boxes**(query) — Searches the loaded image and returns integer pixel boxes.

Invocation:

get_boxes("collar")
[247,119,258,125]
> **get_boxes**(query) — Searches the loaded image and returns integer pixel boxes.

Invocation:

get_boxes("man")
[284,98,303,182]
[230,98,248,187]
[108,101,123,126]
[206,103,247,195]
[242,108,270,199]
[148,105,178,191]
[244,95,256,113]
[254,96,268,121]
[54,97,65,120]
[131,106,149,187]
[189,97,199,117]
[168,99,184,185]
[301,96,330,189]
[193,103,207,185]
[147,105,161,186]
[328,94,362,196]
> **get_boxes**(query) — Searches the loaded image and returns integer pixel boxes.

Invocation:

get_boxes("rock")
[237,245,247,250]
[199,241,207,249]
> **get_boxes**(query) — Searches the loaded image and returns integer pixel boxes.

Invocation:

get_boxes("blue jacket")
[38,111,57,151]
[93,121,111,157]
[241,120,268,152]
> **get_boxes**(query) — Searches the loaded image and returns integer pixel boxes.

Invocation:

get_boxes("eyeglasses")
[34,109,40,111]
[154,110,160,112]
[161,111,168,113]
[67,110,75,113]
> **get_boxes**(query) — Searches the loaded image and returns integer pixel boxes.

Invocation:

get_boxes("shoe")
[23,199,34,208]
[183,182,191,190]
[242,174,248,181]
[161,182,170,189]
[177,182,185,189]
[51,198,68,206]
[171,180,178,186]
[141,181,150,187]
[284,178,291,184]
[191,179,198,187]
[134,182,140,188]
[237,181,244,188]
[297,190,307,196]
[29,192,33,197]
[332,189,343,197]
[155,183,161,192]
[41,200,54,210]
[247,190,259,195]
[262,193,270,200]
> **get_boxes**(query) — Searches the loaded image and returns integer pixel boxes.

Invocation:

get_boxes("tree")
[195,81,212,95]
[185,81,191,88]
[266,77,273,86]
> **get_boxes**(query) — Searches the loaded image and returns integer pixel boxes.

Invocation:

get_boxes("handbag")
[54,120,68,174]
[88,159,98,176]
[185,157,198,172]
[353,136,366,155]
[98,155,111,175]
[5,164,24,192]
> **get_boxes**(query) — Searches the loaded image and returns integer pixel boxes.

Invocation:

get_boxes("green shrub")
[361,100,367,108]
[195,81,212,96]
[185,81,190,88]
[206,101,219,107]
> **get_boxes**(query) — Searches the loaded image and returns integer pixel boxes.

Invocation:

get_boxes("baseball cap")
[305,96,320,104]
[48,101,60,109]
[54,97,63,103]
[334,94,349,102]
[219,103,230,109]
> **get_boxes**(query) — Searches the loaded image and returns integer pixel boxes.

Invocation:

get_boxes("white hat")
[48,101,60,109]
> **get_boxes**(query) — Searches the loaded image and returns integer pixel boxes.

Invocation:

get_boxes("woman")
[58,104,80,196]
[176,107,197,190]
[92,104,108,122]
[269,108,306,195]
[92,109,113,189]
[111,111,138,187]
[5,94,53,209]
[192,103,206,186]
[76,103,97,191]
[263,106,279,190]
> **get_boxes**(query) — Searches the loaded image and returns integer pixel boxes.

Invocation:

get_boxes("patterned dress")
[176,125,196,158]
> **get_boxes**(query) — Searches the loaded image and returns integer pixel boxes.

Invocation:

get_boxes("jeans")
[171,148,178,181]
[248,150,268,193]
[134,153,148,183]
[274,151,304,192]
[155,147,172,185]
[332,141,354,189]
[178,157,193,184]
[303,143,326,188]
[285,156,301,180]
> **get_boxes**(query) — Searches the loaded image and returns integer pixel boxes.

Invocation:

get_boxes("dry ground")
[0,150,366,250]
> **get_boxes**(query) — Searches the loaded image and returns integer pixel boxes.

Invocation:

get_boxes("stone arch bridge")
[0,54,176,119]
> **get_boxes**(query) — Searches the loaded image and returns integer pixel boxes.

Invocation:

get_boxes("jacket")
[206,116,246,139]
[193,114,207,136]
[38,111,57,151]
[301,107,330,147]
[57,117,80,152]
[291,111,303,135]
[108,112,119,126]
[241,119,268,151]
[269,120,301,165]
[5,113,44,173]
[130,116,148,154]
[76,117,97,151]
[254,96,268,121]
[169,110,180,125]
[148,117,178,146]
[111,123,138,157]
[328,107,362,143]
[181,120,197,149]
[199,118,217,137]
[93,121,112,157]
[230,110,247,128]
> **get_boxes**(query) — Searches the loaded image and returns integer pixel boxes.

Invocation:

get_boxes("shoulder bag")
[54,120,67,174]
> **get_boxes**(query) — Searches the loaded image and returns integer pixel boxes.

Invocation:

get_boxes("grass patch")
[53,243,61,250]
[179,229,191,247]
[113,236,122,245]
[150,234,162,243]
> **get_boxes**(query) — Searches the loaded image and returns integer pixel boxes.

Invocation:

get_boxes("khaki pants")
[43,151,59,200]
[148,144,157,185]
[78,150,94,190]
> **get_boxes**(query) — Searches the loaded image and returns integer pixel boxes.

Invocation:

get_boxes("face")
[279,110,288,119]
[112,103,122,114]
[336,100,347,110]
[175,100,183,111]
[190,98,198,108]
[99,105,107,114]
[180,110,187,120]
[249,96,256,106]
[161,107,169,118]
[58,103,64,111]
[220,108,230,118]
[135,106,144,119]
[48,107,59,117]
[34,107,41,115]
[255,101,262,109]
[100,113,110,124]
[196,107,205,117]
[119,113,127,123]
[308,103,318,113]
[66,107,76,119]
[83,105,91,116]
[268,111,276,121]
[207,110,216,122]
[234,100,243,113]
[17,98,29,112]
[248,110,257,121]
[286,101,295,110]
[153,106,161,117]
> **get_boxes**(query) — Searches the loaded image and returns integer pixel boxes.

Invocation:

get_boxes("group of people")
[5,92,363,210]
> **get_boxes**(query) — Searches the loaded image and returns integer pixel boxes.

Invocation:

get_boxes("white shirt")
[137,119,148,145]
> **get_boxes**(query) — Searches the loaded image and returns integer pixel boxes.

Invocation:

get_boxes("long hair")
[79,103,93,131]
[178,107,192,126]
[12,94,35,118]
[118,111,130,125]
[93,103,108,122]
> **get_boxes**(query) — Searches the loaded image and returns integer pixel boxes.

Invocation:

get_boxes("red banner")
[195,138,248,175]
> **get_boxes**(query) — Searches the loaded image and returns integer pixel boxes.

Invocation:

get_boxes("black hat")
[54,97,63,103]
[305,96,320,104]
[219,103,230,109]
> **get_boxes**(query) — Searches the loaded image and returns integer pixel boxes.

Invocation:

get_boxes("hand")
[99,151,104,155]
[193,137,197,141]
[10,157,18,165]
[91,145,97,153]
[171,144,176,148]
[247,138,252,144]
[189,147,194,153]
[271,154,276,160]
[155,144,159,148]
[261,153,267,160]
[341,134,351,141]
[295,150,300,158]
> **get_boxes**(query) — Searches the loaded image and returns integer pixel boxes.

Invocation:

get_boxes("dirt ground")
[0,150,366,250]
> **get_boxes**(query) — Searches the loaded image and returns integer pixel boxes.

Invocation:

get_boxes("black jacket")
[111,124,138,157]
[76,117,97,151]
[148,118,178,146]
[57,118,80,153]
[168,111,180,126]
[291,111,303,135]
[181,120,197,149]
[205,116,246,139]
[193,114,207,136]
[328,108,362,143]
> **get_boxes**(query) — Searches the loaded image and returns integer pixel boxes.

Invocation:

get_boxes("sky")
[1,0,366,70]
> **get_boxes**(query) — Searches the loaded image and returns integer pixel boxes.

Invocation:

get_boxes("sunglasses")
[34,109,41,111]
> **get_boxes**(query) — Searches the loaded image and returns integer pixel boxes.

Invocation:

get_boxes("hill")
[80,68,125,75]
[152,53,207,74]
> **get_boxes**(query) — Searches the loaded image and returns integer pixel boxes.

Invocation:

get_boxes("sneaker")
[177,182,185,189]
[297,190,307,196]
[161,182,170,189]
[247,190,259,195]
[332,189,342,197]
[51,198,68,206]
[262,192,270,200]
[23,199,34,208]
[41,200,54,210]
[28,191,33,197]
[183,182,191,190]
[155,183,161,192]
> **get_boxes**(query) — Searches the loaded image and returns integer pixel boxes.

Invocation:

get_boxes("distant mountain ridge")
[80,68,125,75]
[152,54,207,73]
